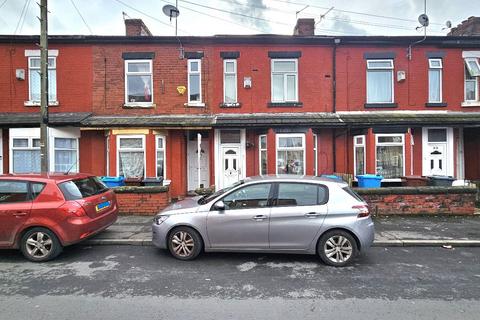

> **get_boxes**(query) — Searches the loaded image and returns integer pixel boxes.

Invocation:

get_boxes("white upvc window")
[156,135,166,178]
[224,59,237,103]
[313,133,318,176]
[465,57,480,77]
[117,135,145,178]
[125,60,153,105]
[366,59,394,104]
[54,137,78,172]
[11,137,41,173]
[464,58,479,102]
[28,57,57,103]
[188,59,202,104]
[271,59,298,102]
[276,133,305,175]
[428,58,442,103]
[353,135,366,177]
[375,134,405,179]
[259,135,267,175]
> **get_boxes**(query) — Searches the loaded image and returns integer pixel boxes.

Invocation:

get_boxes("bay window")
[117,136,145,178]
[276,134,305,175]
[125,60,153,105]
[428,59,442,103]
[54,138,78,172]
[188,59,202,104]
[354,135,366,177]
[366,59,394,104]
[11,138,41,173]
[259,135,267,175]
[375,134,404,179]
[224,59,237,103]
[271,59,298,102]
[156,135,166,178]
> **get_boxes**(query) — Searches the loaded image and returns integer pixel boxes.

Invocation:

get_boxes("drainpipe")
[332,39,340,172]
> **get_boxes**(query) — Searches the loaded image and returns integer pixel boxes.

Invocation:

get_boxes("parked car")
[0,173,118,262]
[152,175,374,267]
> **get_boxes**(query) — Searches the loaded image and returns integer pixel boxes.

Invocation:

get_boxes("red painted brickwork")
[115,190,170,216]
[359,190,476,215]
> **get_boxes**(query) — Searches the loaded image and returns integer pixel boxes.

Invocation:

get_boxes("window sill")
[184,102,206,108]
[24,101,59,107]
[461,101,480,107]
[268,101,303,108]
[123,103,156,109]
[220,102,241,108]
[425,102,447,107]
[364,103,398,108]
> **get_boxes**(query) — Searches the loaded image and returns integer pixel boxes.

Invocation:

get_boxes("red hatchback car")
[0,173,118,262]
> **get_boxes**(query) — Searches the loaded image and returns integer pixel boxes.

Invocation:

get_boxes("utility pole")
[39,0,49,172]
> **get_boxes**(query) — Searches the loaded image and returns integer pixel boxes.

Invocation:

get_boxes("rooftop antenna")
[295,5,309,19]
[407,0,428,60]
[315,6,334,27]
[442,20,452,30]
[122,11,131,20]
[162,2,180,36]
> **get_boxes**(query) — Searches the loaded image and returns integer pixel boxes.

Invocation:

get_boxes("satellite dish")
[418,14,429,27]
[162,4,180,21]
[445,20,452,28]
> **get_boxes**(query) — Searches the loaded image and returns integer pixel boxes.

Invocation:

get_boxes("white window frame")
[275,133,306,175]
[116,135,146,178]
[155,135,167,179]
[428,58,442,103]
[464,64,479,103]
[465,57,480,77]
[28,56,57,103]
[313,133,318,176]
[10,137,41,174]
[375,133,405,181]
[53,137,79,173]
[366,59,394,104]
[271,59,298,102]
[353,135,366,178]
[124,59,153,106]
[223,59,237,103]
[259,134,267,175]
[188,59,202,104]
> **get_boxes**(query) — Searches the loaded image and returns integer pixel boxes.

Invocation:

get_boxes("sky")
[0,0,478,37]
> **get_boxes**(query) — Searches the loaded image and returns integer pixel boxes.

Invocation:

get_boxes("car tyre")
[20,227,63,262]
[167,227,203,261]
[318,230,358,267]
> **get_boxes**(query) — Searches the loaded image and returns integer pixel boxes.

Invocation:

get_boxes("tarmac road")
[0,245,479,319]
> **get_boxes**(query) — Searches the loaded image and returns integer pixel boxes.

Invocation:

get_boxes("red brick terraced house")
[1,18,480,199]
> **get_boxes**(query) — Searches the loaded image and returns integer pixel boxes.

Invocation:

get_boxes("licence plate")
[95,201,111,212]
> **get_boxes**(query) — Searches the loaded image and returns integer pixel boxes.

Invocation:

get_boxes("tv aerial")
[162,4,180,35]
[418,13,430,27]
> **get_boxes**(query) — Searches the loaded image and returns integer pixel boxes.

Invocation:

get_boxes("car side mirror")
[213,200,226,211]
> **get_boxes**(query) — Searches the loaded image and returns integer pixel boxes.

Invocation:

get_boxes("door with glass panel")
[221,147,240,188]
[423,128,450,176]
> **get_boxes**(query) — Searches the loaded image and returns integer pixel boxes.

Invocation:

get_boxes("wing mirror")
[213,200,226,211]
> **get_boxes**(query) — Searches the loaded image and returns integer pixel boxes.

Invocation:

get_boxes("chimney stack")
[125,18,152,36]
[294,18,315,36]
[448,16,480,36]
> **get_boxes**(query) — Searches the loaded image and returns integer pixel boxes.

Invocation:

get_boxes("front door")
[187,133,209,190]
[221,146,240,188]
[0,180,32,246]
[207,183,272,249]
[426,144,447,176]
[423,128,453,177]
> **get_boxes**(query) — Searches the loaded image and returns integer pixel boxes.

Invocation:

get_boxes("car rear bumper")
[355,217,375,251]
[61,209,118,246]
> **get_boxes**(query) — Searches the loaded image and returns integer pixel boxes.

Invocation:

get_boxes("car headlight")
[154,215,169,225]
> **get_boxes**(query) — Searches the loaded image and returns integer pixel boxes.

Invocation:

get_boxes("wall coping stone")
[355,186,477,195]
[113,186,169,194]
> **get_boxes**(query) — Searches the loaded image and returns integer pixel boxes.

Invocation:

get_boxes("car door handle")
[13,212,28,217]
[252,215,267,221]
[304,212,320,217]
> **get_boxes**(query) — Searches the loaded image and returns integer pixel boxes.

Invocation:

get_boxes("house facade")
[1,18,480,198]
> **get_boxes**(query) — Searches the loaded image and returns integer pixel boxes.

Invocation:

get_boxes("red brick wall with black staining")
[115,191,170,215]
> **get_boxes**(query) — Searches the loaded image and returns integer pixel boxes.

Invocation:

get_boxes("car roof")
[0,172,94,184]
[243,174,348,186]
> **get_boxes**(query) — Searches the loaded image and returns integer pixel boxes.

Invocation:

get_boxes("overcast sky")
[0,0,478,37]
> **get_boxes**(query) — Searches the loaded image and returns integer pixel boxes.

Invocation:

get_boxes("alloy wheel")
[25,231,53,259]
[171,231,195,258]
[323,235,353,264]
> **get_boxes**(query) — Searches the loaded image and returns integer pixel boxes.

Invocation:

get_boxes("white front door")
[423,128,454,177]
[187,137,209,190]
[221,146,240,188]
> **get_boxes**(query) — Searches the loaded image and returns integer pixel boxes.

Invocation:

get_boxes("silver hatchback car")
[152,175,374,267]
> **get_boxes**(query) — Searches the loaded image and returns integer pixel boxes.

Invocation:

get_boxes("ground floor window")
[313,134,318,176]
[375,134,404,179]
[354,135,366,177]
[54,138,78,172]
[117,135,145,178]
[156,135,166,178]
[12,138,41,173]
[259,135,267,175]
[276,133,305,175]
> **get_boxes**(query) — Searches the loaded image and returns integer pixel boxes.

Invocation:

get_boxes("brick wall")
[114,186,170,215]
[356,186,477,215]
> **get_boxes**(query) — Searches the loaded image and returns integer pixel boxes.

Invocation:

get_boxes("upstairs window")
[366,60,394,104]
[223,59,237,103]
[464,58,480,102]
[428,59,442,103]
[188,59,202,104]
[125,60,153,105]
[28,57,57,103]
[271,59,298,102]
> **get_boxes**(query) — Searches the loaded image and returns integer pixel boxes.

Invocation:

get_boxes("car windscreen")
[59,177,109,200]
[342,186,364,202]
[198,180,244,205]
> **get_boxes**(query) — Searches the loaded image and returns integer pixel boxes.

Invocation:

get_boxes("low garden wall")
[356,186,477,215]
[113,186,170,215]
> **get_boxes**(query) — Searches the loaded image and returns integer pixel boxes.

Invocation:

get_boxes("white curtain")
[13,150,41,173]
[367,71,392,103]
[119,151,144,178]
[429,69,441,102]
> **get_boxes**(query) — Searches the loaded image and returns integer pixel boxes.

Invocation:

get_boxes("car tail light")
[60,201,87,217]
[353,204,370,218]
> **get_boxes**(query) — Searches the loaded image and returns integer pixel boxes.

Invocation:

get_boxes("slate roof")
[0,112,91,127]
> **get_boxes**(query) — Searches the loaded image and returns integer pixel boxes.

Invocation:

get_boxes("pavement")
[85,214,480,247]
